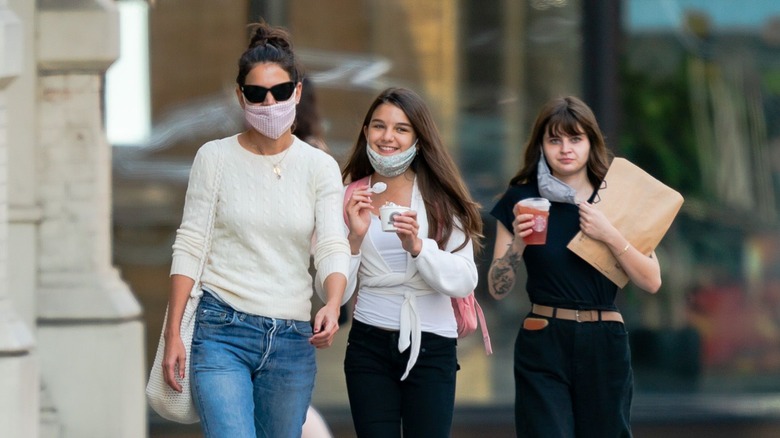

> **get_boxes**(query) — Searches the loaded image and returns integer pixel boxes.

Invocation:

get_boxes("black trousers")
[514,315,634,438]
[344,320,458,438]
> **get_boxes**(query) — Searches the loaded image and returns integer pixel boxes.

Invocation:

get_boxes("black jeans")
[344,320,458,438]
[514,315,634,438]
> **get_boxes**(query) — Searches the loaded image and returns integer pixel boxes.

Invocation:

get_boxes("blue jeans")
[191,292,316,438]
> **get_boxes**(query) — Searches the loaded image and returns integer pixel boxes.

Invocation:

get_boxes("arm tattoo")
[488,247,524,297]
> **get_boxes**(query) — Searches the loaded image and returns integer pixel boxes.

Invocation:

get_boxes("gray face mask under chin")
[366,139,418,177]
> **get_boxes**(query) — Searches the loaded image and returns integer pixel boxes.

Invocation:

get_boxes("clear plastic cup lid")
[518,197,551,211]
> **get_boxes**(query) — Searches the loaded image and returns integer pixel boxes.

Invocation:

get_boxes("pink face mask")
[242,90,297,139]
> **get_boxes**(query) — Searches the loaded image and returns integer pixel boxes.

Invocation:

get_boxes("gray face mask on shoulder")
[537,154,577,204]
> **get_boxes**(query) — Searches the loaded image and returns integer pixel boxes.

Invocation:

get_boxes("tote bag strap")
[191,145,225,298]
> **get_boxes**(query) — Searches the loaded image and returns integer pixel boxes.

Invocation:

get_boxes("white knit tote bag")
[145,145,224,423]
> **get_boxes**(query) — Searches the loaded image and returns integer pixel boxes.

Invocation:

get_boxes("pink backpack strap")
[474,298,492,355]
[343,176,371,224]
[435,223,492,355]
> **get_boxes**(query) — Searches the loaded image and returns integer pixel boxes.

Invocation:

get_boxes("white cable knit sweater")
[171,134,350,321]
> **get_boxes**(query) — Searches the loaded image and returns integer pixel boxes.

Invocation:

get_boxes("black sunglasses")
[241,82,296,103]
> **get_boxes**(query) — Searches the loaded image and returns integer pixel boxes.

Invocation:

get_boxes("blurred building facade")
[4,0,780,437]
[2,0,145,437]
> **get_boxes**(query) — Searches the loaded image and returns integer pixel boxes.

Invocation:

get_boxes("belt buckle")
[575,310,581,323]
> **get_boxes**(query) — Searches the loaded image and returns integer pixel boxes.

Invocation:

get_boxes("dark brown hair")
[342,87,483,252]
[293,78,325,141]
[236,21,300,87]
[510,96,612,188]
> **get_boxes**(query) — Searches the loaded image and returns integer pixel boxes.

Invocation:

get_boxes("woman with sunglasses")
[332,87,482,437]
[488,96,661,437]
[162,21,350,438]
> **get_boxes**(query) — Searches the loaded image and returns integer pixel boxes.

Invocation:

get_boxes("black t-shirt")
[490,183,619,310]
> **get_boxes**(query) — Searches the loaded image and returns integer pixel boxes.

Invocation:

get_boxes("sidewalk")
[149,406,780,437]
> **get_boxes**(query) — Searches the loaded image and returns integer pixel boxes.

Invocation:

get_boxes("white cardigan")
[319,178,478,380]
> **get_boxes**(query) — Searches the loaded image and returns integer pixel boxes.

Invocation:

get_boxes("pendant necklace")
[270,145,291,179]
[247,139,292,180]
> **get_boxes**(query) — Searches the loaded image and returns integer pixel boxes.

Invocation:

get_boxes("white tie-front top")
[318,178,478,380]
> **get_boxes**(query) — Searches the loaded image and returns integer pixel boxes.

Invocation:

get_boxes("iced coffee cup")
[379,203,412,232]
[515,197,551,245]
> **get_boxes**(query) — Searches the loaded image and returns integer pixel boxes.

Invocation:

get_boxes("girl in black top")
[489,96,661,438]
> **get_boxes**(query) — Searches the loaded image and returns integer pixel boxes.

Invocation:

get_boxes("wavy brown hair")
[510,96,613,188]
[342,87,483,252]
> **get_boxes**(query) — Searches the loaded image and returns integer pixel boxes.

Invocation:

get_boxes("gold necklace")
[270,145,292,179]
[245,136,292,179]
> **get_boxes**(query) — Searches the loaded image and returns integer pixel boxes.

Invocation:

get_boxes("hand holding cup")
[514,197,551,245]
[379,203,412,232]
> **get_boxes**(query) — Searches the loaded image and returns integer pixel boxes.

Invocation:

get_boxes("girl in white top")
[337,87,482,437]
[163,22,349,438]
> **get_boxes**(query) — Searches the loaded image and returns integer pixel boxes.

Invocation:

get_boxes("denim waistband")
[200,290,308,326]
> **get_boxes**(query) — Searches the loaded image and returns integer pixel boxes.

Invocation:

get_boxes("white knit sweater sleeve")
[314,185,360,305]
[170,141,220,280]
[312,155,351,293]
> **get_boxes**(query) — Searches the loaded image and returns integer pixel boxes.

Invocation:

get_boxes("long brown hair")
[342,87,483,252]
[510,96,612,188]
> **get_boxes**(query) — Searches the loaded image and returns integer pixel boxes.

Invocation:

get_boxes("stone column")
[35,1,145,437]
[0,2,39,437]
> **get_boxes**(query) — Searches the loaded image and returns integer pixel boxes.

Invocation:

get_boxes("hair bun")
[247,22,293,53]
[236,20,300,86]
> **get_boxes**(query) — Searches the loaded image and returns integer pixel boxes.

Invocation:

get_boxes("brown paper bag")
[567,158,684,288]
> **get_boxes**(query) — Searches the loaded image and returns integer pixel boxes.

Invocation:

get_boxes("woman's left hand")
[393,210,423,256]
[578,201,619,243]
[579,200,662,293]
[310,303,340,349]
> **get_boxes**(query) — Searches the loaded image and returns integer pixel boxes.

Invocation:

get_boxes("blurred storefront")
[106,0,780,435]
